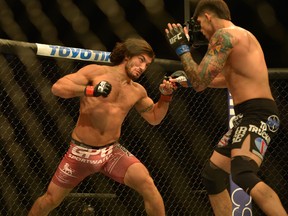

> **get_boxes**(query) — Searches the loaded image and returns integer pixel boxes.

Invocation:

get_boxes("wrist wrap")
[160,94,172,102]
[84,86,94,96]
[176,45,190,56]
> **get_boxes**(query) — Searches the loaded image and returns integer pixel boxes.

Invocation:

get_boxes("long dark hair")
[109,38,155,65]
[193,0,231,21]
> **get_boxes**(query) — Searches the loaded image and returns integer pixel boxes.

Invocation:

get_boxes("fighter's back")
[223,26,273,105]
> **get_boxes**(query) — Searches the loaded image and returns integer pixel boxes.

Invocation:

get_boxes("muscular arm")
[51,64,101,98]
[135,96,170,125]
[181,29,233,91]
[135,80,174,125]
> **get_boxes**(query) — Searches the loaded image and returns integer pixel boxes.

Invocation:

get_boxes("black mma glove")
[166,24,190,56]
[84,80,112,97]
[170,70,192,88]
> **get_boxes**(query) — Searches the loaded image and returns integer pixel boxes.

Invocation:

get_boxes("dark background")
[0,0,287,68]
[0,1,287,215]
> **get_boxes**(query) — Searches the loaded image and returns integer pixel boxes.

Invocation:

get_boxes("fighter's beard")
[125,66,139,81]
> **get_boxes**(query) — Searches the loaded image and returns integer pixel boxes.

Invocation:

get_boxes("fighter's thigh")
[231,134,262,167]
[210,151,231,174]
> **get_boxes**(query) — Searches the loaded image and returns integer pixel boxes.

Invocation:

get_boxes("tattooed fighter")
[165,0,287,215]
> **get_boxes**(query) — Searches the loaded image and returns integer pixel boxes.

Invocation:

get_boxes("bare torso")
[72,66,146,146]
[222,26,273,105]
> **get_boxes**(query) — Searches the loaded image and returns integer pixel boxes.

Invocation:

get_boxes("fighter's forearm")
[151,99,170,125]
[140,97,170,126]
[180,52,207,92]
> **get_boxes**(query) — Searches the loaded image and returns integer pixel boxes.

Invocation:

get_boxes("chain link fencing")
[0,42,287,216]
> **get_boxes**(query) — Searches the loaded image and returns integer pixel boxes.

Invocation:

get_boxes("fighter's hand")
[84,80,112,97]
[165,23,190,56]
[159,79,177,96]
[169,70,192,88]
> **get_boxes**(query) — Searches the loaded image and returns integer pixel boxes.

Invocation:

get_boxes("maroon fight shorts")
[52,139,140,188]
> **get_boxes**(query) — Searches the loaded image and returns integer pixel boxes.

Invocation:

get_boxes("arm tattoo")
[181,54,201,89]
[181,29,233,90]
[138,104,153,113]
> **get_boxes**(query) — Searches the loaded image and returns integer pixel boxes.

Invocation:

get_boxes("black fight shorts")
[215,98,280,160]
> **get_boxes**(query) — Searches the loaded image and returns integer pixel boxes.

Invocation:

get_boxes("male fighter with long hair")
[29,38,175,216]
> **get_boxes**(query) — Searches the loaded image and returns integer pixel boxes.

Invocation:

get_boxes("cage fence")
[0,41,287,216]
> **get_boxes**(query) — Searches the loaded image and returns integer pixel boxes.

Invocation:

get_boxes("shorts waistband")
[234,98,278,115]
[70,138,117,149]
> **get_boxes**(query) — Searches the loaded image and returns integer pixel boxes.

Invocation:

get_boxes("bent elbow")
[191,82,207,92]
[51,83,69,98]
[194,86,206,92]
[51,83,60,96]
[147,118,163,126]
[150,120,161,126]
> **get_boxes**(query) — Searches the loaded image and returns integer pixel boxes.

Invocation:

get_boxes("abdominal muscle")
[72,100,130,147]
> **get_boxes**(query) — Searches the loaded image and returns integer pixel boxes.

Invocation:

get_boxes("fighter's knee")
[201,160,229,194]
[140,175,156,190]
[42,191,63,209]
[126,169,155,191]
[135,176,160,200]
[231,156,261,194]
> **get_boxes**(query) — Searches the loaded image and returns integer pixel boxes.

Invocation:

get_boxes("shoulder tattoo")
[201,30,233,79]
[208,29,233,60]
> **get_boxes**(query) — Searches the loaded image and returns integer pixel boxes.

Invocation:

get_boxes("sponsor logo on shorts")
[266,115,280,132]
[233,121,271,145]
[68,154,112,165]
[254,137,267,156]
[71,145,113,158]
[217,129,232,147]
[248,123,271,144]
[56,163,77,184]
[232,126,247,143]
[60,163,75,176]
[68,145,114,164]
[229,113,243,129]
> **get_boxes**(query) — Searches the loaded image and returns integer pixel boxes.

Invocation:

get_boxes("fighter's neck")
[215,20,234,30]
[112,65,133,84]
